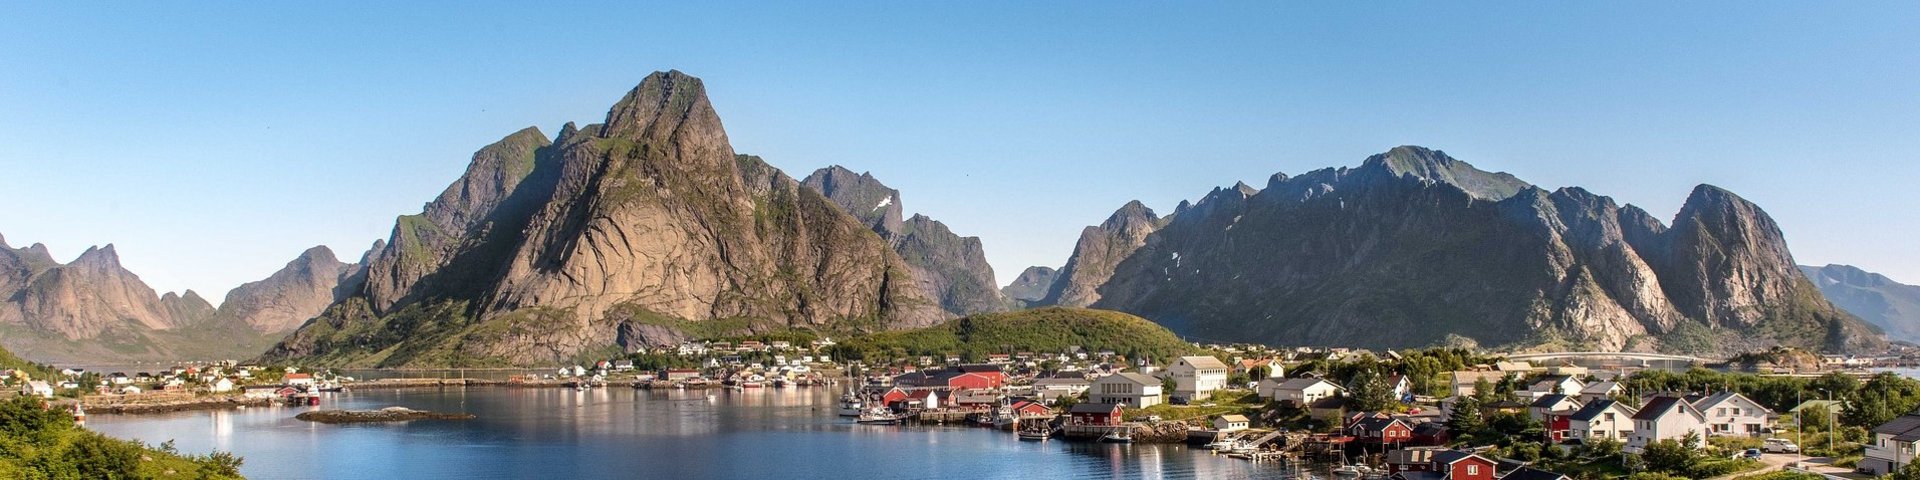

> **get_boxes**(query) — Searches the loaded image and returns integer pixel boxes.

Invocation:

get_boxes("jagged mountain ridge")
[0,236,354,363]
[1804,264,1920,344]
[801,166,1007,316]
[263,71,945,367]
[1044,146,1881,355]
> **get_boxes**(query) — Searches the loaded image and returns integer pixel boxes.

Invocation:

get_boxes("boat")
[1331,465,1363,477]
[772,378,789,388]
[856,408,901,425]
[837,391,865,417]
[1017,424,1053,441]
[1100,430,1133,444]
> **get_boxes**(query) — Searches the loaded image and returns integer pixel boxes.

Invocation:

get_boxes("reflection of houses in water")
[210,409,234,451]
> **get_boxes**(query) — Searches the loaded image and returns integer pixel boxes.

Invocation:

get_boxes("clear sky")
[2,2,1917,300]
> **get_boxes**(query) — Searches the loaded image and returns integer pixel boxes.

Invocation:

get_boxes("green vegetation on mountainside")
[830,307,1198,363]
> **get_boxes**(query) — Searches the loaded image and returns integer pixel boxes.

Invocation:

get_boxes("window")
[1466,465,1479,476]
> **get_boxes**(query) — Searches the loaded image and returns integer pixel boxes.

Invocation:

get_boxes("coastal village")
[12,337,1920,480]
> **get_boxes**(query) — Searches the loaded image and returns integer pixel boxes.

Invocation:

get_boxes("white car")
[1763,438,1801,454]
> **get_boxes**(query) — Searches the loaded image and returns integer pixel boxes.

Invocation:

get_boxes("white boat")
[1100,430,1133,443]
[837,394,864,417]
[1332,465,1363,477]
[856,408,901,425]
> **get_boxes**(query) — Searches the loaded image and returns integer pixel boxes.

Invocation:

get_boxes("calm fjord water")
[88,387,1312,480]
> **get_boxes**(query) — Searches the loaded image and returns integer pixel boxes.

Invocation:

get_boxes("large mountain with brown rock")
[218,246,362,334]
[1038,146,1883,355]
[1803,264,1920,345]
[801,166,1007,316]
[262,71,946,367]
[0,236,340,363]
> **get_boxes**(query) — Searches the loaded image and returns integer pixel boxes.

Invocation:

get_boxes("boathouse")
[1069,402,1123,427]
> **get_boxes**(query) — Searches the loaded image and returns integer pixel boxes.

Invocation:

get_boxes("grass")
[835,307,1200,363]
[1123,390,1263,422]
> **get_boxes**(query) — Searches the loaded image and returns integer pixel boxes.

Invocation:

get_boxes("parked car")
[1741,449,1764,460]
[1763,438,1801,454]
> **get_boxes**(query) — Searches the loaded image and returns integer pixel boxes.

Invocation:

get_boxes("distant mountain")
[0,236,311,364]
[218,246,362,333]
[802,166,1007,316]
[1041,200,1165,308]
[1001,266,1058,304]
[1803,264,1920,344]
[1039,146,1882,355]
[263,71,945,367]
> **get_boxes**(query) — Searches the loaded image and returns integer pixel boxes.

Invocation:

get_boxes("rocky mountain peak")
[72,244,121,270]
[1104,200,1159,229]
[601,70,717,143]
[219,245,356,333]
[1001,266,1059,304]
[1362,145,1530,200]
[802,165,905,239]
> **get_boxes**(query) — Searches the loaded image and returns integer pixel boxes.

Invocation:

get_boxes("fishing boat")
[1100,429,1133,444]
[856,408,901,425]
[837,391,865,417]
[1017,424,1053,441]
[1331,465,1364,477]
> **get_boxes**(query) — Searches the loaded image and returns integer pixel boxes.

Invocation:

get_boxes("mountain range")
[1803,264,1920,345]
[0,70,1898,366]
[260,71,967,367]
[1030,146,1883,355]
[0,234,359,364]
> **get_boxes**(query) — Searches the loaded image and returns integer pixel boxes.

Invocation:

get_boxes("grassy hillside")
[0,344,54,379]
[832,307,1199,363]
[0,396,243,479]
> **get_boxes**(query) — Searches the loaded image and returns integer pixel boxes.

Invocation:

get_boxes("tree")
[1472,377,1495,403]
[1350,369,1394,412]
[1799,404,1832,431]
[1641,439,1697,473]
[1891,460,1920,480]
[1248,365,1270,381]
[1845,373,1920,428]
[1579,436,1623,458]
[1447,395,1485,441]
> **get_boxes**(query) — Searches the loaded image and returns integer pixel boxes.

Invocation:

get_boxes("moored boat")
[856,408,901,425]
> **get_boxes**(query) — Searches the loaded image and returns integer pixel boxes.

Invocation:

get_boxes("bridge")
[1504,351,1715,366]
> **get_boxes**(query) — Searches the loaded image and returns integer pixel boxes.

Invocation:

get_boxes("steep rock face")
[896,214,1005,315]
[218,246,357,333]
[265,71,943,367]
[5,245,183,338]
[1040,200,1164,308]
[801,166,904,240]
[1804,264,1920,344]
[0,238,283,363]
[362,127,553,312]
[1084,146,1882,354]
[802,166,1006,316]
[1001,266,1059,303]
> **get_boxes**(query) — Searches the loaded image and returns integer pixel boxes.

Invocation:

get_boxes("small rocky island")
[295,407,475,424]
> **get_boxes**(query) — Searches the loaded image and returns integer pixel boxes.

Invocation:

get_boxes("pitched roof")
[1633,396,1704,422]
[1219,414,1249,423]
[1070,403,1123,414]
[1431,450,1488,466]
[1580,380,1621,395]
[1872,414,1920,442]
[1351,416,1405,432]
[1568,399,1637,422]
[1277,377,1335,390]
[1178,356,1230,370]
[1502,466,1570,480]
[1530,394,1577,409]
[1692,391,1772,415]
[1097,372,1159,386]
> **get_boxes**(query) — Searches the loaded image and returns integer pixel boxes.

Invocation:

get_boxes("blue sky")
[2,2,1916,299]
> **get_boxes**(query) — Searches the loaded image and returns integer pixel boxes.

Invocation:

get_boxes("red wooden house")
[1347,416,1413,444]
[1009,400,1052,417]
[1069,403,1123,426]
